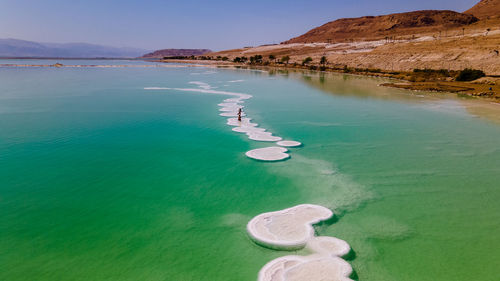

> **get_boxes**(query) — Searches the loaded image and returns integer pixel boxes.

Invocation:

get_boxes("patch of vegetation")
[281,56,290,65]
[355,68,382,73]
[456,68,485,81]
[302,57,313,66]
[163,56,190,60]
[249,55,263,64]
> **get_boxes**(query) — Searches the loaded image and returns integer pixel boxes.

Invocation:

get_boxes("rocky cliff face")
[141,49,211,58]
[283,10,478,44]
[465,0,500,19]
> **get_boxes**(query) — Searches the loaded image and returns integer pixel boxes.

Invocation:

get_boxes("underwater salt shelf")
[245,147,290,161]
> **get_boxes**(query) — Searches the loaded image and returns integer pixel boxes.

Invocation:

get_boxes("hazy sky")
[0,0,479,51]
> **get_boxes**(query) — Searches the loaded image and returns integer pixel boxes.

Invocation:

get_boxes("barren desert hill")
[206,0,500,75]
[465,0,500,19]
[141,48,211,58]
[283,10,478,44]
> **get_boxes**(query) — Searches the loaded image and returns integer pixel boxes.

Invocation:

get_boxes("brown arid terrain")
[200,0,500,101]
[466,0,500,19]
[283,10,478,44]
[142,48,211,58]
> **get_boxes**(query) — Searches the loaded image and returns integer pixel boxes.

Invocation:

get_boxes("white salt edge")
[306,236,351,257]
[245,147,290,162]
[258,254,353,281]
[232,127,266,134]
[218,102,241,107]
[227,118,257,127]
[224,98,244,103]
[220,105,243,112]
[277,140,302,147]
[248,132,282,142]
[246,204,333,249]
[220,112,246,117]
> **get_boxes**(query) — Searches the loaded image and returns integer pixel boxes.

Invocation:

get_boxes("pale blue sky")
[0,0,479,51]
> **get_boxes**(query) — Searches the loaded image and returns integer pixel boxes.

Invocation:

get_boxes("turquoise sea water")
[1,60,499,281]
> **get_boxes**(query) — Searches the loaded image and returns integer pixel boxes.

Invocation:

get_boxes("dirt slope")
[465,0,500,19]
[283,10,478,44]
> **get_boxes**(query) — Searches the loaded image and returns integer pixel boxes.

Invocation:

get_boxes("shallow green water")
[1,61,499,281]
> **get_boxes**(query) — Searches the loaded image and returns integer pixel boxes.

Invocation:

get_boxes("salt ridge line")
[146,82,301,161]
[247,204,354,281]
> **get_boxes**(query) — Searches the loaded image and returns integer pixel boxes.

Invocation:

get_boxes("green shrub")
[302,57,313,65]
[456,68,485,81]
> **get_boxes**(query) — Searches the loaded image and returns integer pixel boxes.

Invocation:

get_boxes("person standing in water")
[237,108,242,121]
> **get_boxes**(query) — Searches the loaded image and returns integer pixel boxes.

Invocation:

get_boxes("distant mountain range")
[141,49,212,58]
[0,38,149,58]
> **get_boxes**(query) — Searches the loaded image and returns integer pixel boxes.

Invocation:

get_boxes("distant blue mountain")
[0,38,149,58]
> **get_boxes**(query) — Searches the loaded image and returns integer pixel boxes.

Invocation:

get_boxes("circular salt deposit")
[245,147,289,162]
[247,204,333,249]
[258,255,353,281]
[277,140,302,147]
[306,236,350,257]
[227,118,257,127]
[232,126,266,134]
[248,132,282,142]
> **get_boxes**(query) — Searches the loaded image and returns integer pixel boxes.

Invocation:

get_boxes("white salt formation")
[247,204,333,249]
[232,126,266,134]
[246,147,290,162]
[305,236,351,257]
[220,111,246,117]
[189,81,214,90]
[277,140,302,147]
[258,255,353,281]
[248,205,354,281]
[227,117,257,127]
[248,132,282,142]
[223,98,244,103]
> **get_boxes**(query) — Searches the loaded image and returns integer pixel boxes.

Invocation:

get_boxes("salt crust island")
[276,140,302,147]
[245,147,290,162]
[145,80,302,161]
[247,204,354,281]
